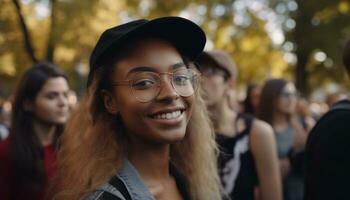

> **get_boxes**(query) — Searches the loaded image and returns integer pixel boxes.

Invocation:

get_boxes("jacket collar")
[117,159,191,200]
[117,159,155,200]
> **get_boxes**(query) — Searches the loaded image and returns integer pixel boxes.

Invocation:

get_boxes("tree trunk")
[295,52,309,95]
[46,0,56,62]
[293,0,312,95]
[12,0,38,63]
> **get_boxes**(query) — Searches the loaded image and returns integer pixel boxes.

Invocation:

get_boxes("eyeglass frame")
[109,67,201,103]
[197,65,230,81]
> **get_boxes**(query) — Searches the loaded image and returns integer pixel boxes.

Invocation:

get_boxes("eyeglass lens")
[130,68,198,102]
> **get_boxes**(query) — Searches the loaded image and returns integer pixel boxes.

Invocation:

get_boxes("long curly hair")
[54,47,221,200]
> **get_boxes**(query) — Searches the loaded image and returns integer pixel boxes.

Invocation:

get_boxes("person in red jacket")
[0,63,70,200]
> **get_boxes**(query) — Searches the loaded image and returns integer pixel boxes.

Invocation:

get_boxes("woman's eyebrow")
[127,66,157,75]
[172,62,187,70]
[126,62,187,75]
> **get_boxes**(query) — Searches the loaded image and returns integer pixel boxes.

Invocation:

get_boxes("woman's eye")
[46,93,57,99]
[202,68,214,75]
[174,75,191,85]
[132,79,155,89]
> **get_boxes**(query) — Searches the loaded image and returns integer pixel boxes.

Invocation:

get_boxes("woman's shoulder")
[234,114,274,142]
[249,119,275,147]
[86,176,131,200]
[86,189,125,200]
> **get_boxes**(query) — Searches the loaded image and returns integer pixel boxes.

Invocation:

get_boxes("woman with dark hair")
[0,63,70,200]
[243,83,261,116]
[257,79,307,200]
[54,17,221,200]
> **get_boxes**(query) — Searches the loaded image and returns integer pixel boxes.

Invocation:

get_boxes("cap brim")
[199,52,232,77]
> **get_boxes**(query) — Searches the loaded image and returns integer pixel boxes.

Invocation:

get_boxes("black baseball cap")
[88,16,206,85]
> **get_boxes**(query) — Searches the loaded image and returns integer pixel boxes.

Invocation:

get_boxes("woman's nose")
[155,76,179,101]
[57,94,68,107]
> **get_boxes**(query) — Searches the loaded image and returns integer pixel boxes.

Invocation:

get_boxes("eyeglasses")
[110,68,200,102]
[197,65,229,80]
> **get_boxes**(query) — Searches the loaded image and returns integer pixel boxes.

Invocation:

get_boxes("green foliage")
[0,0,127,95]
[271,0,350,94]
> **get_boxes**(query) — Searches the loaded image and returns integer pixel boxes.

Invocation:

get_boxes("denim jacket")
[86,159,156,200]
[86,159,191,200]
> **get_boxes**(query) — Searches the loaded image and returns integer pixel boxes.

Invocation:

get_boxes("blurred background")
[1,0,350,100]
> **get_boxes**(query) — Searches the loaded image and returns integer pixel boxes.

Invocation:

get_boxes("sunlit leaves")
[2,0,349,96]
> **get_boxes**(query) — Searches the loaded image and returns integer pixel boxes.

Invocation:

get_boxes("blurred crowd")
[1,77,343,139]
[0,61,347,200]
[0,67,342,142]
[0,16,349,200]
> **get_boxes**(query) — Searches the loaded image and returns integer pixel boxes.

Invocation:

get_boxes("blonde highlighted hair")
[54,59,221,200]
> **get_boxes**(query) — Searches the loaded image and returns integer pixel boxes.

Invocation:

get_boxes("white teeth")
[153,110,182,120]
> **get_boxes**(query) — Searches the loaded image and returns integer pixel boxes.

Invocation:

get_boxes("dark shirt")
[216,114,257,200]
[304,100,350,200]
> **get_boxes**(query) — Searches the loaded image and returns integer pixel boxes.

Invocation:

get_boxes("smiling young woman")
[54,17,221,200]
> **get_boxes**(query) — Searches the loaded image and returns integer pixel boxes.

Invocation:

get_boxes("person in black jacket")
[304,39,350,200]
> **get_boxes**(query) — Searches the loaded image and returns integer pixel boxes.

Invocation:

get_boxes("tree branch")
[12,0,38,63]
[46,0,56,62]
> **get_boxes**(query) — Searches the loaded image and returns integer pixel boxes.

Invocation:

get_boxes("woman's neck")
[273,111,289,128]
[127,141,170,181]
[216,111,237,136]
[33,120,56,146]
[210,101,237,136]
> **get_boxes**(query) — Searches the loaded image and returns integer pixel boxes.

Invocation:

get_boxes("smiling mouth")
[149,109,185,120]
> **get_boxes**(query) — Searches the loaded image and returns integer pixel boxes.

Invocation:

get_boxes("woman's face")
[250,86,261,110]
[198,64,228,107]
[32,77,70,125]
[276,82,297,114]
[106,39,194,144]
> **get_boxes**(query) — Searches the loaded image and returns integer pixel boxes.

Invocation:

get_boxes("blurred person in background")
[296,96,315,133]
[0,63,70,200]
[325,92,343,108]
[197,50,282,200]
[308,101,328,121]
[258,79,307,200]
[67,90,78,112]
[54,17,221,200]
[0,99,11,141]
[304,39,350,200]
[242,83,261,116]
